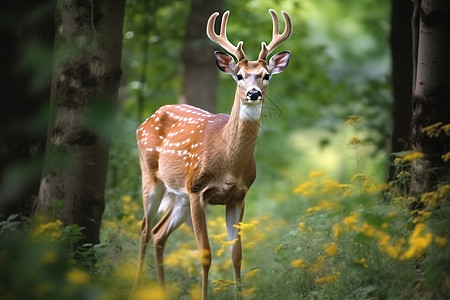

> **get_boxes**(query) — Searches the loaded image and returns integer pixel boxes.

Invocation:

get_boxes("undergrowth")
[1,117,449,300]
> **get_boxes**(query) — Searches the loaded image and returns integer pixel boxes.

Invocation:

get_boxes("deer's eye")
[263,74,270,81]
[236,74,243,81]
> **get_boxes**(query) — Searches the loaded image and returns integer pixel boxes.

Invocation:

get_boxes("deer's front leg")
[226,201,245,300]
[190,194,211,300]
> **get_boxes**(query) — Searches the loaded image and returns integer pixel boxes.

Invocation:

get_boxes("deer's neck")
[221,90,263,173]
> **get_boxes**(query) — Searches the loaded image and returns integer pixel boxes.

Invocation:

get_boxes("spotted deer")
[134,9,292,299]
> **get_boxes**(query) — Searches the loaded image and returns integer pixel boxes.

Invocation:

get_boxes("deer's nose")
[246,89,262,101]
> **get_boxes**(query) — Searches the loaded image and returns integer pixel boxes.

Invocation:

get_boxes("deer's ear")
[268,51,290,75]
[214,51,236,75]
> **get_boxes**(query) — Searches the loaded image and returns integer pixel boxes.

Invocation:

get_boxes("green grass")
[1,118,449,300]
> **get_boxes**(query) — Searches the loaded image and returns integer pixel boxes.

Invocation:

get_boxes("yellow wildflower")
[435,236,448,247]
[394,157,403,165]
[324,242,339,257]
[132,285,166,300]
[293,181,315,195]
[422,122,443,137]
[421,191,439,206]
[347,137,365,148]
[321,179,350,193]
[234,221,257,231]
[401,223,433,260]
[309,170,325,178]
[298,222,307,232]
[359,222,376,237]
[438,184,450,197]
[115,262,138,281]
[210,279,238,293]
[333,223,342,239]
[213,233,237,256]
[306,200,340,214]
[442,151,450,162]
[412,210,431,224]
[315,272,340,284]
[355,258,368,268]
[242,287,256,297]
[244,268,260,281]
[441,123,450,135]
[383,238,405,259]
[65,268,89,285]
[274,243,285,253]
[310,256,324,273]
[343,213,359,230]
[122,195,132,202]
[400,151,425,162]
[189,285,201,300]
[291,259,307,269]
[31,219,63,241]
[345,114,363,125]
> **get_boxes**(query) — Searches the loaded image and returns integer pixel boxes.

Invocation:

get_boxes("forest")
[1,0,449,299]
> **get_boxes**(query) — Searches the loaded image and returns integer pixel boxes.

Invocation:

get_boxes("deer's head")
[207,10,292,108]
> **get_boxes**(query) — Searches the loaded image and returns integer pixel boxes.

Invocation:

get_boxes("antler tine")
[258,9,293,60]
[206,11,246,61]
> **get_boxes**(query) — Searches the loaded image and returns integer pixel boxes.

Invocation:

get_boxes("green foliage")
[6,0,450,299]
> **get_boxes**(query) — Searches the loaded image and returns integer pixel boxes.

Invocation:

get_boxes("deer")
[134,9,292,299]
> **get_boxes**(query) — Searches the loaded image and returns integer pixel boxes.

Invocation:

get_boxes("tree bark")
[388,0,413,181]
[178,0,224,112]
[410,0,450,194]
[36,0,125,246]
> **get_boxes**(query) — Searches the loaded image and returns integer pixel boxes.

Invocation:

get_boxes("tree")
[0,1,55,219]
[178,0,224,112]
[410,0,450,194]
[388,0,413,181]
[36,0,126,247]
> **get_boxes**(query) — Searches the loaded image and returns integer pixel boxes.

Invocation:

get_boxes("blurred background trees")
[1,0,448,264]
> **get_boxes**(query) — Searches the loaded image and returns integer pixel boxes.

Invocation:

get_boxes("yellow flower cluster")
[164,243,201,275]
[419,184,450,207]
[315,272,340,284]
[400,223,433,260]
[333,210,443,260]
[324,242,339,257]
[65,268,90,285]
[399,151,425,162]
[422,122,447,137]
[210,279,238,293]
[345,115,363,126]
[31,219,63,241]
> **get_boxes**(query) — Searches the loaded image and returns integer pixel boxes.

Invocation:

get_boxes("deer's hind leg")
[152,193,190,285]
[134,175,165,289]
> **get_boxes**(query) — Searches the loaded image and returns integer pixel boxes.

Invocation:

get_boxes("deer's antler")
[258,9,293,61]
[206,11,246,61]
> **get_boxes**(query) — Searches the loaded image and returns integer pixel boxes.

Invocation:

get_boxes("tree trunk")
[36,0,125,247]
[410,0,450,194]
[178,0,224,112]
[388,0,413,181]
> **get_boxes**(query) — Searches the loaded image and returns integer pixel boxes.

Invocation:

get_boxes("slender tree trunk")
[36,0,125,246]
[178,0,224,112]
[388,0,413,181]
[410,0,450,194]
